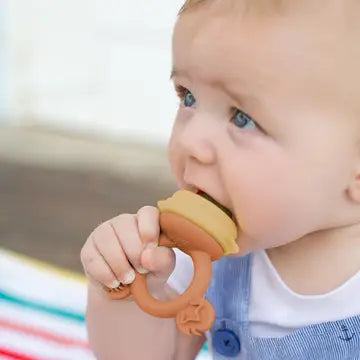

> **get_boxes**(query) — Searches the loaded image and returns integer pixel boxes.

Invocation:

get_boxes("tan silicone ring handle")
[108,212,225,336]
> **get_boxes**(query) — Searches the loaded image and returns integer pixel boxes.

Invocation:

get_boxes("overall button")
[213,329,241,357]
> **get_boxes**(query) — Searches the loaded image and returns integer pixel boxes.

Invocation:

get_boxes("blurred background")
[0,0,184,272]
[0,1,213,359]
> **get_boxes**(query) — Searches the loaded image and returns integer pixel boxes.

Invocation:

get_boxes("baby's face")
[168,2,360,254]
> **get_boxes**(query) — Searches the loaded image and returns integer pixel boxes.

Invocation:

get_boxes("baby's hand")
[80,206,175,294]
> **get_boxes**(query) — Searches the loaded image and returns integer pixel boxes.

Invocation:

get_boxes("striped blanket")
[0,248,210,360]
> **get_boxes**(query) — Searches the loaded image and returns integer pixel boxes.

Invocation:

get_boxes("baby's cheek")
[167,142,183,186]
[234,180,308,248]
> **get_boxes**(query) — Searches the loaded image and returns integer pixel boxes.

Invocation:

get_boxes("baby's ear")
[347,172,360,203]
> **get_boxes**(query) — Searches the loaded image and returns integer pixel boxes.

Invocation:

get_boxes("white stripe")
[0,253,87,312]
[0,302,88,341]
[196,350,212,360]
[0,328,95,360]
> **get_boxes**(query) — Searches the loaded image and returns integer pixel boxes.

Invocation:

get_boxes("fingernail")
[136,266,149,274]
[123,270,136,284]
[111,280,120,289]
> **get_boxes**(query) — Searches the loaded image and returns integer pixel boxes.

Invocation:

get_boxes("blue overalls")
[205,253,360,359]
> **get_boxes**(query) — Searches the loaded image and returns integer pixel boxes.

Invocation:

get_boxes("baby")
[81,0,360,359]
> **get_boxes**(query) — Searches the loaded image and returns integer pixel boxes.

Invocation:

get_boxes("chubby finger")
[110,214,147,274]
[137,206,160,247]
[92,222,136,285]
[141,246,175,282]
[80,240,119,289]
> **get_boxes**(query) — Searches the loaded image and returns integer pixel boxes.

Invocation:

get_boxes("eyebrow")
[170,68,185,80]
[219,83,260,108]
[170,67,260,108]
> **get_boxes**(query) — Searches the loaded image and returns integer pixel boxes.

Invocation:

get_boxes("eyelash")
[174,84,261,131]
[175,84,187,101]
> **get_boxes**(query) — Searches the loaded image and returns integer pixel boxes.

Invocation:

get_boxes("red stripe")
[0,348,42,360]
[0,318,89,348]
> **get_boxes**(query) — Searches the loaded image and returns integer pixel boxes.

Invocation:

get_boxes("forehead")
[172,2,357,107]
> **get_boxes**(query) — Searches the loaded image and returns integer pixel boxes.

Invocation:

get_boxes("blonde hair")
[179,0,203,13]
[182,0,204,8]
[179,0,287,15]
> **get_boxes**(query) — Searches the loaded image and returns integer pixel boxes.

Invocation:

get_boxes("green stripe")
[0,289,85,323]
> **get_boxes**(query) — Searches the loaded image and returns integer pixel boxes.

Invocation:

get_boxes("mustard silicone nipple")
[158,190,239,256]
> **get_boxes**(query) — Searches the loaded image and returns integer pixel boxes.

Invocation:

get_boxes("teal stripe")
[0,289,85,323]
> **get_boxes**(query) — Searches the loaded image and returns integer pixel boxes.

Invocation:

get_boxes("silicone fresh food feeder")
[107,190,239,336]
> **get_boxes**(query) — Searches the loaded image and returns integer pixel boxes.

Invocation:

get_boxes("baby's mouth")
[196,190,233,220]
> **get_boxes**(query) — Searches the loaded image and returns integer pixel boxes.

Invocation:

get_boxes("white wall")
[4,0,184,143]
[0,0,10,122]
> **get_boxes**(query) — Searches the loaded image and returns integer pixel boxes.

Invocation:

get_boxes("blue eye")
[232,109,257,130]
[183,90,196,108]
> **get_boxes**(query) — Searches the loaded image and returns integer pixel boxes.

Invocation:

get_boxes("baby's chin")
[225,233,261,258]
[226,232,287,258]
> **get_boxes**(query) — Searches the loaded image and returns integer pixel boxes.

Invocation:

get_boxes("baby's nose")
[179,113,217,164]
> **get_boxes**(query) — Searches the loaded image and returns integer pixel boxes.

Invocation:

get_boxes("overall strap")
[206,253,253,327]
[205,254,253,359]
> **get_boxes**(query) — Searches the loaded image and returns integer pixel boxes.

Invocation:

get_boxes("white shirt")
[168,249,360,338]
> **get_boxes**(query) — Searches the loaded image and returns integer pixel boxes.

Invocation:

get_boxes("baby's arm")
[81,207,205,359]
[86,282,205,360]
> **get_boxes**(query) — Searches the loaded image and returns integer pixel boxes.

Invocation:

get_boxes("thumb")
[140,245,175,283]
